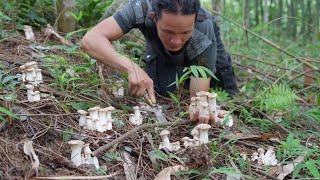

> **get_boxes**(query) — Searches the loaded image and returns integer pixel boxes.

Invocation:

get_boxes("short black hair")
[152,0,200,20]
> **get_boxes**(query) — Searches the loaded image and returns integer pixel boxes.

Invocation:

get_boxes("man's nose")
[170,36,182,45]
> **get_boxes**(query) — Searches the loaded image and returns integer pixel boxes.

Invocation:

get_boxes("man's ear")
[149,12,156,22]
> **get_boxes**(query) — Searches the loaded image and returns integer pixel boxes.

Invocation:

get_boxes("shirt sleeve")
[113,0,145,34]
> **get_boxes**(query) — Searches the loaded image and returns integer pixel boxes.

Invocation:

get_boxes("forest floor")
[0,26,319,180]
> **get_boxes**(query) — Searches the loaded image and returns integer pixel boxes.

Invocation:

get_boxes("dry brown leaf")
[277,156,304,180]
[154,165,186,180]
[23,139,40,176]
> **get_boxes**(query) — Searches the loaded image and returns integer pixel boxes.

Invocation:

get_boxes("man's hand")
[127,65,156,104]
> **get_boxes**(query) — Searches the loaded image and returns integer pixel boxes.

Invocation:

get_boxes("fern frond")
[256,84,298,111]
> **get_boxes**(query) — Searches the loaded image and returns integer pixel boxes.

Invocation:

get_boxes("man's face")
[155,11,196,52]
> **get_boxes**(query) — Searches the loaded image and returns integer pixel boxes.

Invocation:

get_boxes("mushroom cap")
[36,69,42,72]
[99,108,109,112]
[24,61,37,68]
[88,106,100,111]
[133,106,140,110]
[77,110,88,114]
[105,106,115,111]
[25,67,35,72]
[196,91,210,97]
[191,127,199,135]
[207,93,217,99]
[160,129,170,136]
[181,137,190,141]
[196,124,211,130]
[32,91,40,95]
[26,84,34,89]
[68,140,84,145]
[19,65,26,71]
[199,101,209,107]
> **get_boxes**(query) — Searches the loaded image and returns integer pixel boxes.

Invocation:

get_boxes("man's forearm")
[81,34,138,74]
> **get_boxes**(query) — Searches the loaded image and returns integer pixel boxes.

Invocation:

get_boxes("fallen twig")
[93,120,191,156]
[32,171,120,180]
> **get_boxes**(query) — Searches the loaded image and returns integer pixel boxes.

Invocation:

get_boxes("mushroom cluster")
[159,130,181,152]
[189,91,233,127]
[181,124,211,148]
[20,61,43,103]
[68,140,99,169]
[78,106,115,132]
[19,61,43,86]
[251,147,278,166]
[112,79,124,97]
[129,106,143,126]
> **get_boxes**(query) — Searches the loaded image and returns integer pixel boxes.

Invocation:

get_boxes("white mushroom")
[215,110,233,127]
[159,130,172,150]
[191,126,200,140]
[83,143,93,159]
[24,25,35,41]
[172,142,181,151]
[68,140,84,167]
[25,67,36,83]
[113,80,124,97]
[196,124,211,145]
[105,106,115,130]
[95,108,108,132]
[208,93,217,120]
[129,106,143,125]
[82,144,100,169]
[88,106,100,121]
[85,117,95,130]
[263,147,278,166]
[31,91,41,102]
[181,137,191,148]
[35,69,43,84]
[198,101,210,121]
[77,110,88,127]
[189,97,198,120]
[196,91,209,103]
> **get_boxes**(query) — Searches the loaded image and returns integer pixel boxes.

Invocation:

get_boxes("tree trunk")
[315,0,320,42]
[290,0,297,39]
[277,0,283,37]
[300,0,306,42]
[263,0,269,24]
[56,0,76,33]
[243,0,250,48]
[212,0,222,27]
[254,0,260,26]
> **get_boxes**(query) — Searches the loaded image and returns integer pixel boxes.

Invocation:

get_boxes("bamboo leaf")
[0,107,18,120]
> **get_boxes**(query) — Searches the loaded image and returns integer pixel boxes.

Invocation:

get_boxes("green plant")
[256,84,298,112]
[0,107,18,122]
[62,128,74,142]
[102,152,122,163]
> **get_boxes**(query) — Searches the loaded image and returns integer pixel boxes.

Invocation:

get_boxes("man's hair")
[152,0,200,20]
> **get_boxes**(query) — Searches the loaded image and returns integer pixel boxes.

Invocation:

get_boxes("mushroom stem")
[68,140,84,167]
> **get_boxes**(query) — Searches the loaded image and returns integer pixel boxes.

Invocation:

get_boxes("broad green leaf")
[148,150,168,162]
[168,92,179,105]
[190,66,199,78]
[198,67,208,79]
[306,161,320,178]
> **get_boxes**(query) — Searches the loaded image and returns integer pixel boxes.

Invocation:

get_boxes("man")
[81,0,238,123]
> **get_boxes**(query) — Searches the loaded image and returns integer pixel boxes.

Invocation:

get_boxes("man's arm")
[212,17,239,96]
[81,17,156,103]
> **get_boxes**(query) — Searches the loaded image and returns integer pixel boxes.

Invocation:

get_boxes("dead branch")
[92,120,192,156]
